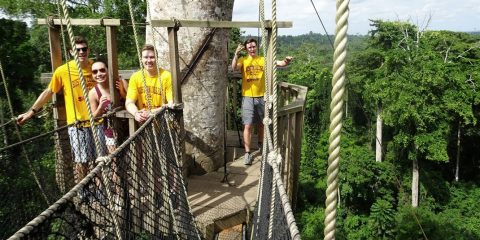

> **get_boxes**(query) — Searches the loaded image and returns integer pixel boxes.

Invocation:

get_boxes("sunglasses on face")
[76,47,88,53]
[92,68,106,74]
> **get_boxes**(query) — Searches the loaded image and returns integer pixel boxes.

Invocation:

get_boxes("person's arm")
[231,44,244,71]
[88,88,105,118]
[16,88,54,125]
[126,99,149,122]
[116,77,128,99]
[275,56,293,67]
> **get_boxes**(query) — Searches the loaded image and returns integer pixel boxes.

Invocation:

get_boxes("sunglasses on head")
[92,68,106,74]
[76,47,88,53]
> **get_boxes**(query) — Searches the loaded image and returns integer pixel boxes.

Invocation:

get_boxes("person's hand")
[134,109,149,122]
[285,56,293,64]
[235,44,245,56]
[99,95,110,110]
[116,76,127,98]
[16,110,34,125]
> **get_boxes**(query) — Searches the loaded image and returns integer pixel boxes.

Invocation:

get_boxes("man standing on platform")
[231,38,292,165]
[16,36,106,195]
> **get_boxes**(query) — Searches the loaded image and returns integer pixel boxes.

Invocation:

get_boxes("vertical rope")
[165,111,202,239]
[0,60,50,205]
[324,0,349,239]
[259,0,270,99]
[127,0,153,111]
[271,0,279,151]
[146,1,164,104]
[59,0,103,156]
[271,153,301,240]
[55,2,79,125]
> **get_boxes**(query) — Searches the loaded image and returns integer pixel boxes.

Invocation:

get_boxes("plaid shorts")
[68,125,106,163]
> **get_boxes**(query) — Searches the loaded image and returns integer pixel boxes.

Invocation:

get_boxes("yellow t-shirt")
[48,60,96,125]
[126,68,173,110]
[237,56,265,97]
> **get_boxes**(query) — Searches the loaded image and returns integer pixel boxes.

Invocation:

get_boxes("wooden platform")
[187,130,261,239]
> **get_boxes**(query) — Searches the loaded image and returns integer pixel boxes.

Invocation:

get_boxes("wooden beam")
[168,27,182,104]
[151,19,292,29]
[106,26,120,106]
[38,18,126,26]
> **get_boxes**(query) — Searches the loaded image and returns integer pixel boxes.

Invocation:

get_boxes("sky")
[232,0,480,36]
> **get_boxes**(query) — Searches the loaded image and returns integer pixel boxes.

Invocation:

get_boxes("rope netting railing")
[5,108,201,240]
[250,142,300,240]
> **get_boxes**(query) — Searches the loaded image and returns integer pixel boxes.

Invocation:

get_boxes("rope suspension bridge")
[0,0,349,239]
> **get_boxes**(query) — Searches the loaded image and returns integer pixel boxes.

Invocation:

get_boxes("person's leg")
[242,97,255,165]
[69,126,90,202]
[255,97,265,148]
[243,124,253,152]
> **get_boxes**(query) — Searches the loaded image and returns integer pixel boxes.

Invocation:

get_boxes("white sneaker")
[244,152,252,165]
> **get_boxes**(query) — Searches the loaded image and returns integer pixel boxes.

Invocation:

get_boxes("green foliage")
[369,199,395,239]
[297,207,325,240]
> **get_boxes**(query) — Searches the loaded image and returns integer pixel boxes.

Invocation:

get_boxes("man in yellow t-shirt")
[126,44,173,123]
[231,38,292,165]
[17,36,106,191]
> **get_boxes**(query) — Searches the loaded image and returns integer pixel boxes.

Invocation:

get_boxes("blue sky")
[233,0,480,36]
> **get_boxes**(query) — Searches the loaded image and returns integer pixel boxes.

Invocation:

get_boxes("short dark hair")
[74,36,88,47]
[244,38,257,48]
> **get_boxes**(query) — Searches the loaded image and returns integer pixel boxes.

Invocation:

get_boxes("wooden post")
[106,26,120,106]
[167,27,187,178]
[48,26,74,194]
[168,27,182,104]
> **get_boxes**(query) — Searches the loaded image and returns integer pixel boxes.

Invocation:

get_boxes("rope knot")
[172,18,181,29]
[47,15,56,28]
[267,151,277,166]
[263,117,272,126]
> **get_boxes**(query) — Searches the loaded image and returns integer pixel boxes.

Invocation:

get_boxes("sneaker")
[244,152,252,165]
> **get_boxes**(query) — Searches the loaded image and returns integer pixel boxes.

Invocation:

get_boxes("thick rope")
[271,0,279,151]
[7,156,110,240]
[259,0,270,100]
[55,2,80,126]
[146,2,164,103]
[165,109,202,239]
[270,152,301,240]
[0,107,121,152]
[59,0,104,156]
[324,0,349,239]
[0,60,50,205]
[127,0,153,111]
[254,2,271,239]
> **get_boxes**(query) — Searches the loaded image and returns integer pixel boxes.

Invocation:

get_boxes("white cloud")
[233,0,480,35]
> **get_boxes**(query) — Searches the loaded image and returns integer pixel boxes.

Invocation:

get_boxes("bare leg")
[244,124,253,153]
[75,163,89,183]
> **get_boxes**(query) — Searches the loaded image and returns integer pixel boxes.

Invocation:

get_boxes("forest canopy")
[0,2,480,238]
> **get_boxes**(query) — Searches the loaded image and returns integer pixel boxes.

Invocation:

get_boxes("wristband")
[30,107,39,114]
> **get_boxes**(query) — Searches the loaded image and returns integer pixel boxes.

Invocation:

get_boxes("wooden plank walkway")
[187,130,261,239]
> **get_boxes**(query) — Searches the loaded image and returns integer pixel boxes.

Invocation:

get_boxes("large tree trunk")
[147,0,234,174]
[375,104,382,162]
[412,158,419,207]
